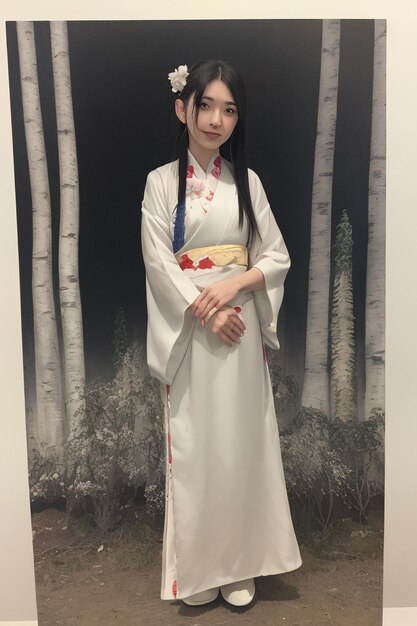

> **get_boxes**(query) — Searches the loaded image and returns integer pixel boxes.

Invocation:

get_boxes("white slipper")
[182,586,219,606]
[220,578,255,606]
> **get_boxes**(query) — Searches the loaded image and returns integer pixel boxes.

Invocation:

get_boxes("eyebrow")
[201,96,237,106]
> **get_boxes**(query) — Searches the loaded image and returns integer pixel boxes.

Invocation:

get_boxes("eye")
[225,107,237,115]
[199,102,210,109]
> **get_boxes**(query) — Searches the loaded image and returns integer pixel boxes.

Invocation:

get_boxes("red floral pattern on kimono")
[178,253,215,271]
[185,156,222,213]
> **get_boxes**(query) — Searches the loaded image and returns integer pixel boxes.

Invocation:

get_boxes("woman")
[141,60,302,607]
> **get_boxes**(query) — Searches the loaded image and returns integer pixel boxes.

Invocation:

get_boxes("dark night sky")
[6,19,374,392]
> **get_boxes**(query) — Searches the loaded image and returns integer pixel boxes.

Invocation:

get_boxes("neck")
[188,142,218,172]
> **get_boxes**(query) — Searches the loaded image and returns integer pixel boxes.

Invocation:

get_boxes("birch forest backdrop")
[7,19,385,535]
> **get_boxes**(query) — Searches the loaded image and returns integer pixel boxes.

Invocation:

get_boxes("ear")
[175,98,187,124]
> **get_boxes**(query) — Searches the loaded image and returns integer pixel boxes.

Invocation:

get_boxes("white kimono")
[141,149,302,601]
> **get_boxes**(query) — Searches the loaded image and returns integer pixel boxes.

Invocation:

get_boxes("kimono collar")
[187,149,221,180]
[173,149,222,253]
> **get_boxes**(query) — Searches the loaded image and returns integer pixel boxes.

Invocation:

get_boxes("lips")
[203,131,221,138]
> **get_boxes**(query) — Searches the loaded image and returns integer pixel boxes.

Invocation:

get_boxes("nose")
[209,108,222,127]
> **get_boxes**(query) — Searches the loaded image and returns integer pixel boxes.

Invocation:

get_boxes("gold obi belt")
[175,244,248,271]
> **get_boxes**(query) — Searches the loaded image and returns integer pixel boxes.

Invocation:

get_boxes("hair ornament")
[168,65,189,93]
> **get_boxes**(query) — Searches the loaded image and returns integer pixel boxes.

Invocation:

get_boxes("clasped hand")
[205,307,246,347]
[191,277,240,325]
[191,277,246,346]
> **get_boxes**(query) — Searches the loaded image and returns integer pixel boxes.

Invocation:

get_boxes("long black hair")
[173,60,259,253]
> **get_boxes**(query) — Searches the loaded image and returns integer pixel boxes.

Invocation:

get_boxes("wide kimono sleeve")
[248,169,291,350]
[141,167,201,384]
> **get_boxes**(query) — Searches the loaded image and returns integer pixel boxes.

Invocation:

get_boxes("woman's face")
[176,79,239,158]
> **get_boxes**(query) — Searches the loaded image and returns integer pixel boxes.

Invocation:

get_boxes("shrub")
[328,407,384,523]
[280,405,385,535]
[28,440,66,504]
[64,373,142,530]
[28,326,167,530]
[135,361,166,521]
[280,407,351,534]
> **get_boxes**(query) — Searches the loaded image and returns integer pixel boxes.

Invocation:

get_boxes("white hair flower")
[168,65,189,93]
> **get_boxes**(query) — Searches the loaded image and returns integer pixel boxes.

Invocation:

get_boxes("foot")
[220,578,255,606]
[182,586,219,606]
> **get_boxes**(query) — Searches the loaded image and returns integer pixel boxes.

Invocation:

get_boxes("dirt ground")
[32,506,383,626]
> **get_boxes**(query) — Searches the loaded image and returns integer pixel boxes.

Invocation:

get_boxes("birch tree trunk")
[330,210,356,421]
[16,21,65,452]
[50,21,85,436]
[365,20,386,418]
[302,19,341,415]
